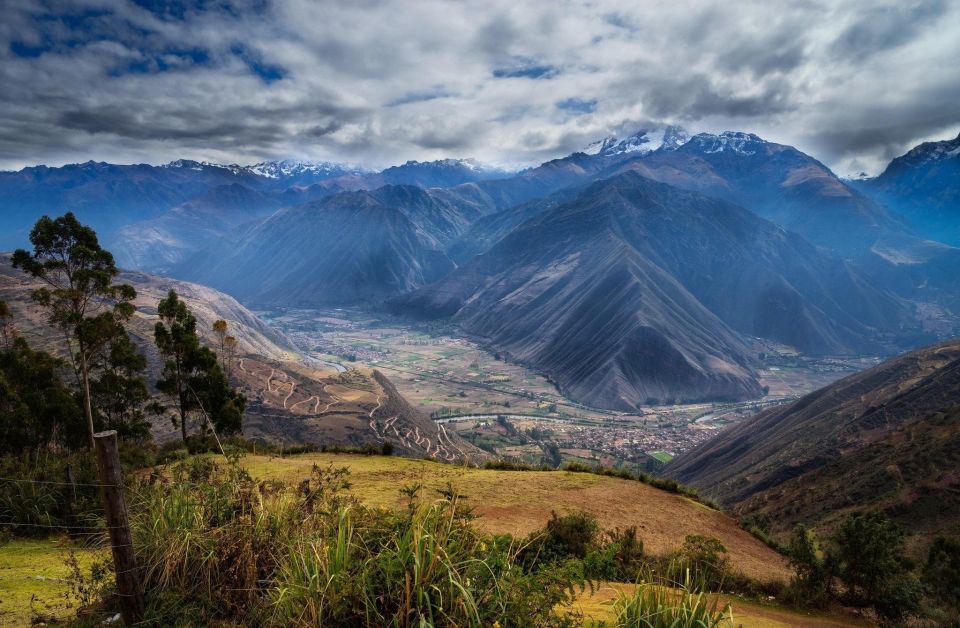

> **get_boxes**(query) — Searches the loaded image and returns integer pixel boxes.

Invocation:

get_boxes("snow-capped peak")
[890,133,960,170]
[162,159,363,179]
[245,160,363,179]
[583,125,689,157]
[688,131,767,156]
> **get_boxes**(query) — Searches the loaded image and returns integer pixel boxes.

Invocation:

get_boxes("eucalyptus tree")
[12,213,136,448]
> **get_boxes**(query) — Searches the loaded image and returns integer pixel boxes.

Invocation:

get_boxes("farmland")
[259,307,877,465]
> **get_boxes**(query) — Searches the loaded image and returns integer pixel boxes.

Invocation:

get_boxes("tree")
[786,525,831,608]
[0,336,84,453]
[829,511,922,620]
[213,319,228,370]
[0,300,14,350]
[223,335,237,379]
[12,213,136,448]
[924,537,960,612]
[88,324,152,442]
[212,319,237,380]
[154,290,245,441]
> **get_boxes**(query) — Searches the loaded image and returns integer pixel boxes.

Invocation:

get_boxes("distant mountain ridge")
[0,156,510,253]
[853,132,960,246]
[177,185,471,305]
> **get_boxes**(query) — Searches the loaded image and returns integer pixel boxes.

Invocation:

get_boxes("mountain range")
[390,172,915,409]
[2,125,958,409]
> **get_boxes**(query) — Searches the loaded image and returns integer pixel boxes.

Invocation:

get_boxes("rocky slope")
[392,173,914,409]
[665,339,960,540]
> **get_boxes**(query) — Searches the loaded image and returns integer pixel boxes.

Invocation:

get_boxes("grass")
[125,457,585,626]
[571,583,864,627]
[0,538,105,626]
[649,451,674,463]
[239,453,791,582]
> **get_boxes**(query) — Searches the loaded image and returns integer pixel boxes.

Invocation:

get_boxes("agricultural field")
[259,308,877,464]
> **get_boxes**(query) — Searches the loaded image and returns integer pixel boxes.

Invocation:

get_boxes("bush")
[829,511,921,621]
[122,458,586,626]
[782,525,831,609]
[613,568,733,627]
[525,512,600,564]
[671,536,730,591]
[924,537,960,613]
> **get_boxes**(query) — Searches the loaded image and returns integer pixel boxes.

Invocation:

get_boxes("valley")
[259,306,877,466]
[3,4,959,624]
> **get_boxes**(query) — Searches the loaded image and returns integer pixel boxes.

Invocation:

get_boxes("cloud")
[0,0,958,174]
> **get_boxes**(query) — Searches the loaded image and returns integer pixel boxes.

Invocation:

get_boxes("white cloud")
[0,0,958,174]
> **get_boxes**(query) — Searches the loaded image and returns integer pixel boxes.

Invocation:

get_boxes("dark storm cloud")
[0,0,958,173]
[637,74,795,120]
[829,0,948,61]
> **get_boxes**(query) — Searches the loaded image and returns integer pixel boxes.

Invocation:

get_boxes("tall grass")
[127,457,583,626]
[613,567,734,628]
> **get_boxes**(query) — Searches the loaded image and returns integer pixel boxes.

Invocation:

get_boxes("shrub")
[782,525,831,609]
[536,511,601,563]
[672,535,729,591]
[924,537,960,612]
[613,568,733,627]
[829,511,922,621]
[123,458,585,626]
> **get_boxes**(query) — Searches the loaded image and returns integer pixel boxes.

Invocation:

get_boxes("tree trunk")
[179,386,188,442]
[79,352,95,449]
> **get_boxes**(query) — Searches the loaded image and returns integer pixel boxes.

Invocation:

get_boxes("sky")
[1,0,959,176]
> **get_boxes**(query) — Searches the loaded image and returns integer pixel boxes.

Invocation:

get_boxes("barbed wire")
[0,521,121,531]
[0,476,117,488]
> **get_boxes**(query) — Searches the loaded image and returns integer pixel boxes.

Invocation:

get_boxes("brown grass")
[241,453,791,582]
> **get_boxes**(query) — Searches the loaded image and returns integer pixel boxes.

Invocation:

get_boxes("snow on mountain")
[886,133,960,171]
[246,159,365,179]
[583,125,690,157]
[162,158,365,181]
[687,131,766,156]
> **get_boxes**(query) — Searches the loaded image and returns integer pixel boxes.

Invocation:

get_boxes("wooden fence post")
[94,430,145,624]
[64,464,77,534]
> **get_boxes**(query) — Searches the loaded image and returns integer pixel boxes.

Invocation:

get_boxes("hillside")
[665,339,960,542]
[0,256,482,459]
[393,173,915,410]
[175,185,478,306]
[239,452,791,582]
[113,183,282,271]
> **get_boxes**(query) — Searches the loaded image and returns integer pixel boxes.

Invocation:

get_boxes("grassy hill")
[2,451,797,626]
[239,452,789,582]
